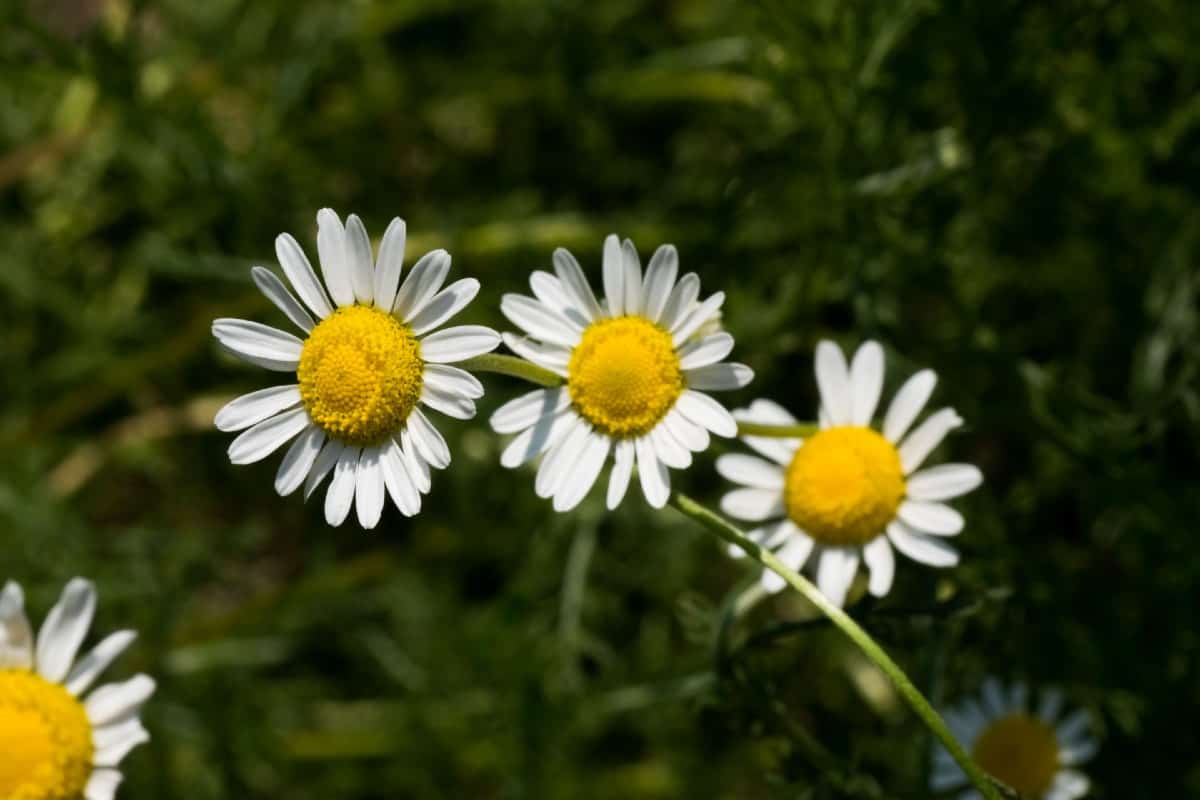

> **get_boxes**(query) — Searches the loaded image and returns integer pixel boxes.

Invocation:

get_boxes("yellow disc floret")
[972,714,1060,797]
[567,316,684,438]
[784,426,905,546]
[0,670,94,800]
[298,305,423,447]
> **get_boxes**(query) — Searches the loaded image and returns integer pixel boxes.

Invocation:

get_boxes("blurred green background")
[2,0,1198,797]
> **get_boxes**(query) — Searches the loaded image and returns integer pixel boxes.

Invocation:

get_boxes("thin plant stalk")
[670,493,1009,800]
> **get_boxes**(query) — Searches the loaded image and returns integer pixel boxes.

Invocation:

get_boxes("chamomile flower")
[491,235,753,511]
[717,340,982,606]
[934,679,1097,799]
[213,209,500,528]
[0,579,154,800]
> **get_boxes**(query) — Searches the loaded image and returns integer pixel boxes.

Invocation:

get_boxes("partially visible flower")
[0,578,154,800]
[212,209,500,528]
[934,678,1097,799]
[491,235,753,511]
[717,340,981,606]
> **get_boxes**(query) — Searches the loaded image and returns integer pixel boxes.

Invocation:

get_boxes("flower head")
[935,678,1097,799]
[212,209,500,528]
[491,235,753,511]
[0,579,154,800]
[717,340,981,606]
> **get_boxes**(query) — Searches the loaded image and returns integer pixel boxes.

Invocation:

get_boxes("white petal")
[719,488,783,522]
[343,213,376,305]
[898,500,965,536]
[399,430,431,493]
[659,272,699,332]
[490,388,569,434]
[373,217,407,312]
[530,270,572,313]
[670,291,725,346]
[316,208,354,307]
[640,244,679,323]
[715,453,784,490]
[214,385,302,432]
[1037,688,1065,723]
[303,438,344,501]
[84,769,123,800]
[215,343,297,373]
[324,446,360,526]
[423,363,485,399]
[212,319,303,365]
[899,407,964,473]
[355,447,387,529]
[36,577,96,683]
[499,410,574,468]
[1055,709,1092,747]
[931,763,966,791]
[906,464,983,501]
[816,547,860,607]
[407,278,481,337]
[393,249,451,321]
[553,432,611,511]
[1060,734,1099,766]
[420,383,476,419]
[678,332,734,370]
[733,403,801,465]
[274,426,325,496]
[981,677,1008,717]
[621,238,643,315]
[863,536,895,597]
[775,533,815,574]
[1009,683,1029,714]
[406,407,452,469]
[849,341,884,425]
[815,340,852,426]
[602,234,625,316]
[500,294,582,347]
[745,520,797,553]
[85,674,155,726]
[887,521,960,567]
[65,630,137,696]
[635,435,670,508]
[227,408,311,465]
[552,247,603,321]
[419,325,500,364]
[1046,770,1090,800]
[760,568,787,593]
[381,439,420,516]
[662,407,710,453]
[501,332,570,376]
[649,424,691,469]
[607,439,636,510]
[0,581,34,669]
[882,369,937,443]
[274,232,333,319]
[93,717,150,767]
[675,390,737,437]
[252,266,315,333]
[686,362,754,391]
[535,416,591,499]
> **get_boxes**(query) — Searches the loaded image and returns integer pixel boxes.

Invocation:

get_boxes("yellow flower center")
[298,305,423,447]
[0,670,94,800]
[972,714,1060,797]
[567,316,684,438]
[784,426,905,546]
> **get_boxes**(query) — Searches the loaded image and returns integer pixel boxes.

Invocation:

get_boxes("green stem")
[459,353,564,387]
[670,493,1007,800]
[735,421,819,438]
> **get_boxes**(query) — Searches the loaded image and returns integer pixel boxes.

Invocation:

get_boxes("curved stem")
[735,420,819,438]
[670,493,1007,800]
[459,353,564,387]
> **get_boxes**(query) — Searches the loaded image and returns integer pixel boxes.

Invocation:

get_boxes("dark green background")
[2,0,1197,797]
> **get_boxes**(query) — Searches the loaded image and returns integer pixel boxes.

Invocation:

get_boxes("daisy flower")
[934,678,1097,799]
[491,234,753,511]
[717,340,982,606]
[0,578,154,800]
[212,209,500,528]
